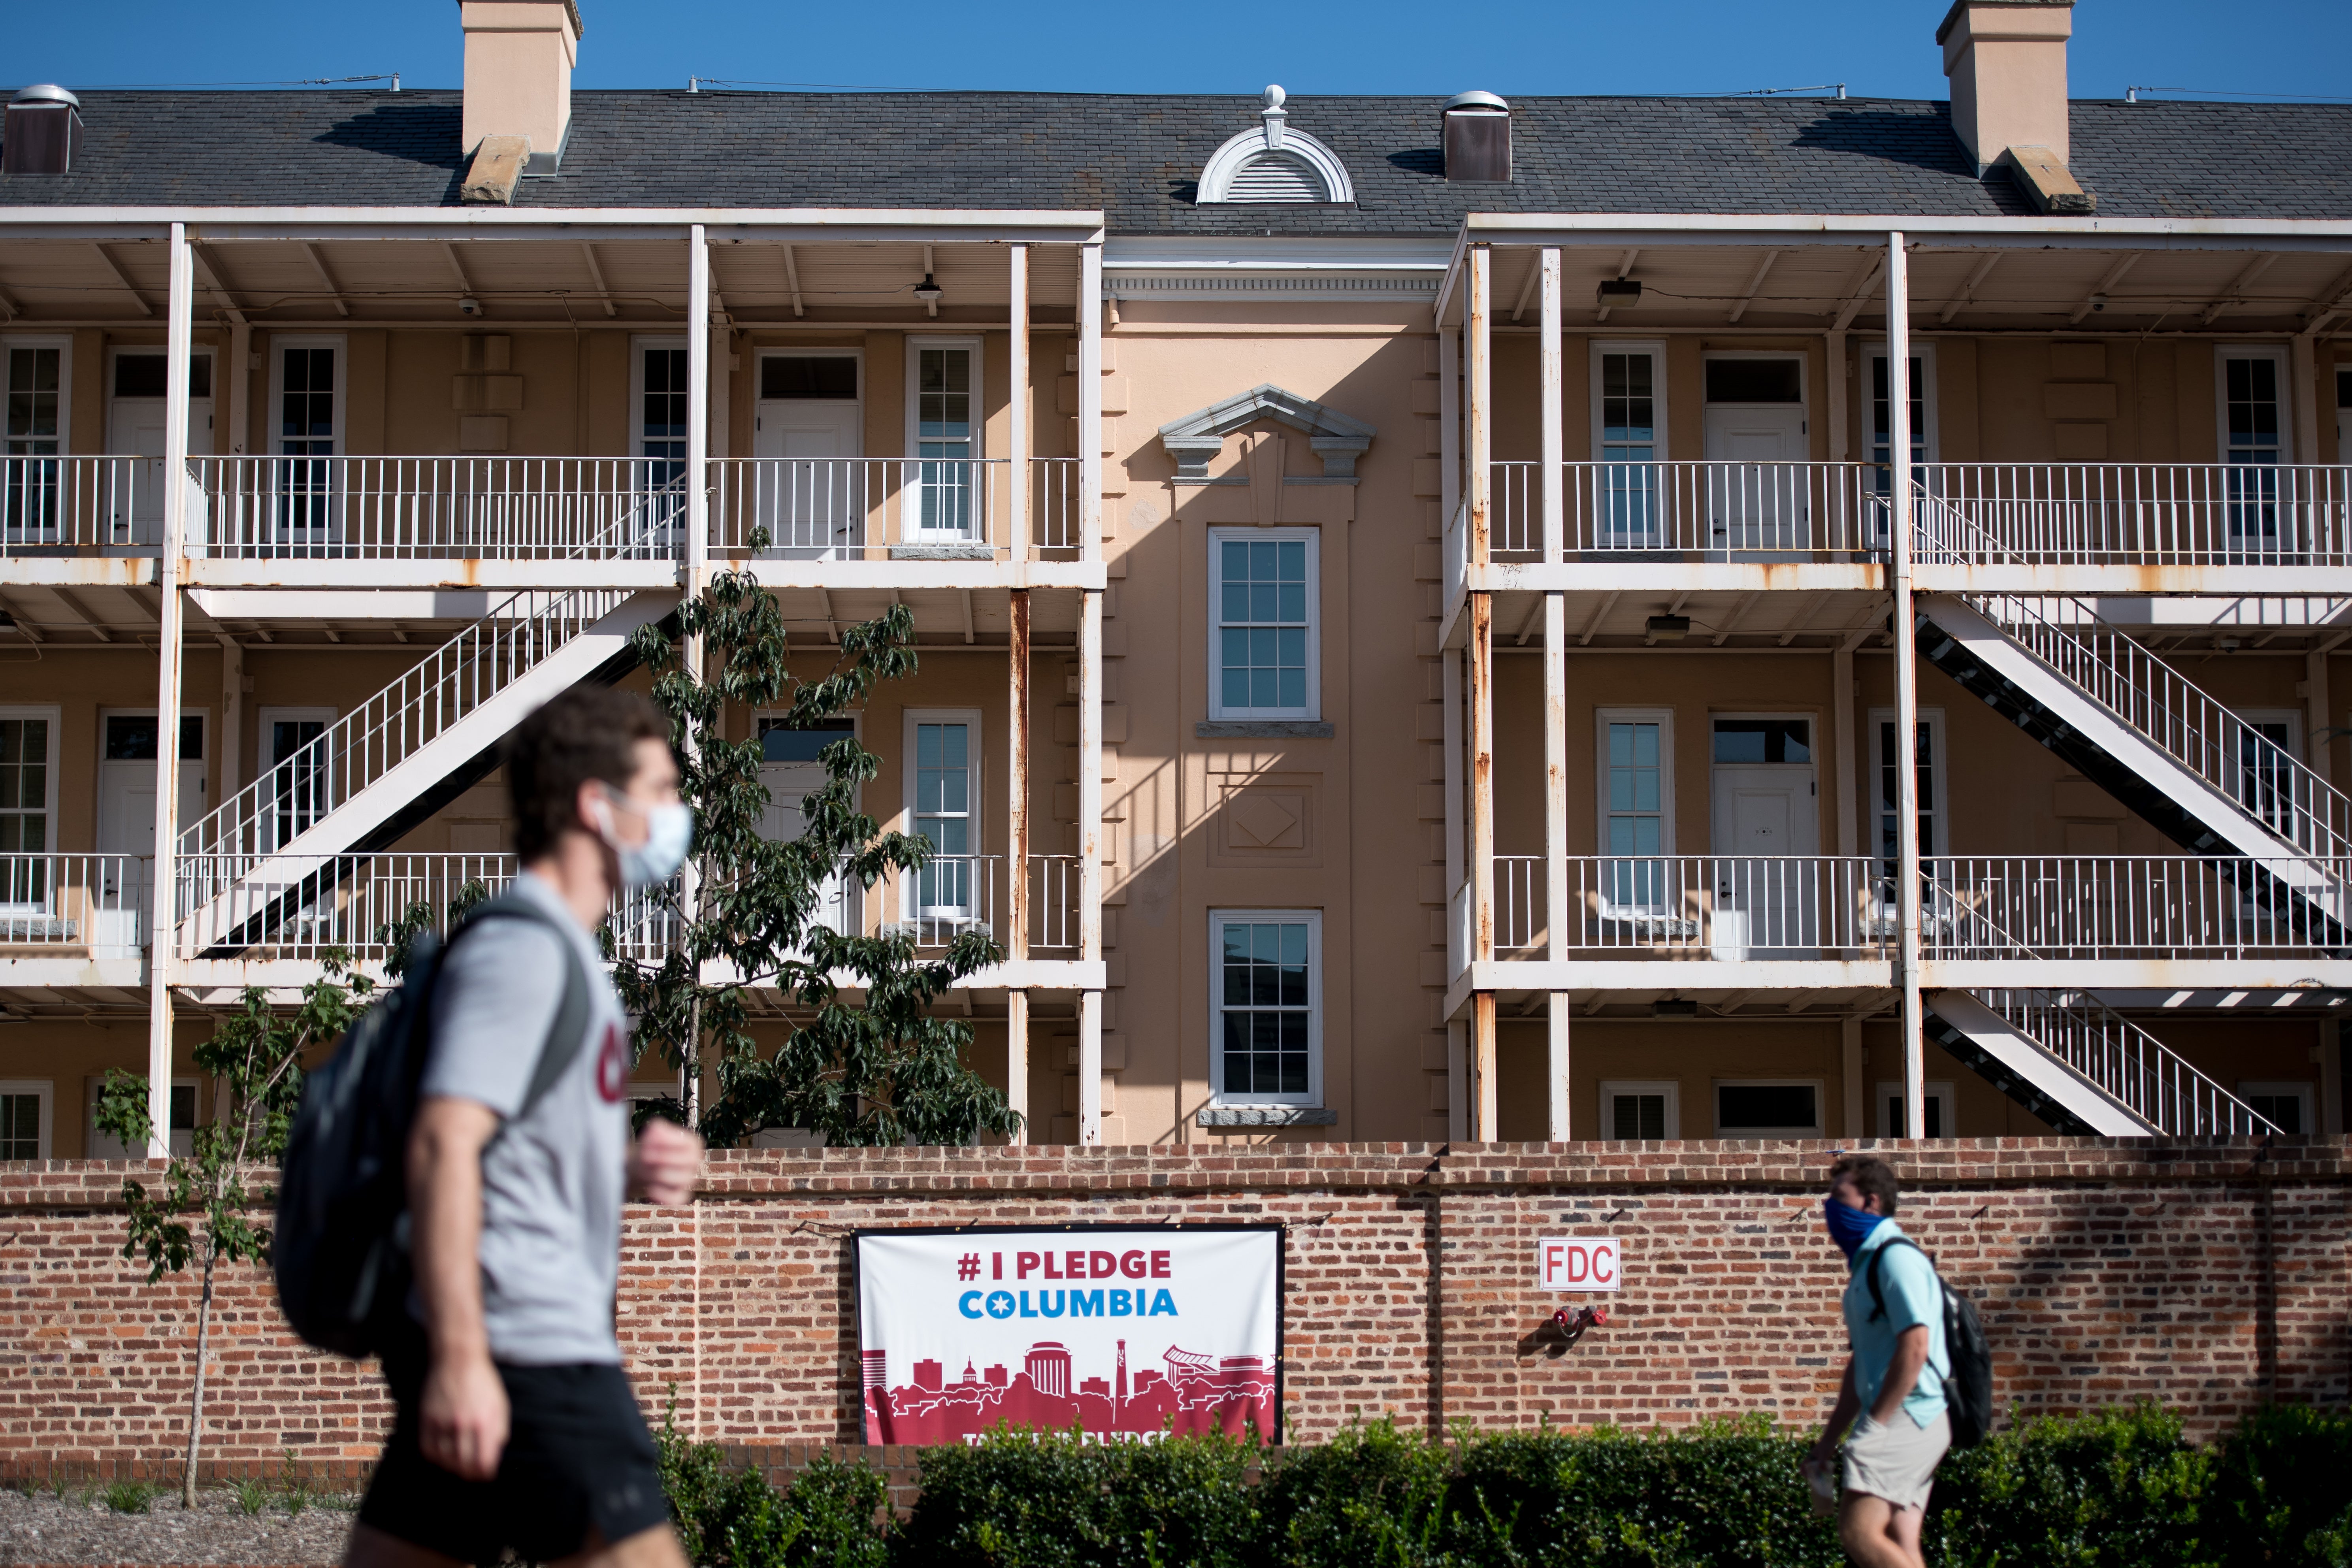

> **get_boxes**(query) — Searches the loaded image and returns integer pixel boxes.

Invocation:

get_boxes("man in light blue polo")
[1805,1152,1950,1568]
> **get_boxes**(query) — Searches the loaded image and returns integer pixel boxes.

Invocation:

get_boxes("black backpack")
[273,895,590,1359]
[1867,1236,1995,1447]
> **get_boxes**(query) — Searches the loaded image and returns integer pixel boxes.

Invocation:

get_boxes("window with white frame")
[1597,709,1674,910]
[1868,709,1947,883]
[1714,1079,1823,1137]
[1879,1081,1956,1139]
[87,1077,198,1159]
[271,337,342,541]
[2237,1080,2314,1135]
[0,1081,51,1160]
[1209,528,1319,721]
[0,708,58,911]
[905,710,980,922]
[2219,347,2291,548]
[908,338,980,538]
[631,337,690,542]
[1590,342,1665,544]
[4,337,70,542]
[1600,1080,1680,1140]
[1209,909,1322,1105]
[1864,343,1936,506]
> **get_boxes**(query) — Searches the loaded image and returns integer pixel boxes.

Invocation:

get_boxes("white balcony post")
[1888,230,1926,1140]
[1008,244,1029,565]
[1540,244,1570,1139]
[146,222,194,1159]
[1466,245,1496,1141]
[1078,241,1103,564]
[681,224,710,1124]
[1539,247,1563,565]
[1078,588,1103,1146]
[1005,586,1031,1144]
[226,320,251,456]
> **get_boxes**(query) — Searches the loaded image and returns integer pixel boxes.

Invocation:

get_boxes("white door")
[756,719,856,943]
[753,402,861,557]
[96,713,205,954]
[1703,405,1806,560]
[107,387,212,548]
[1710,765,1821,956]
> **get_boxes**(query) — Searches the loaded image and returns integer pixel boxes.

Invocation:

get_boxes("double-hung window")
[0,710,57,913]
[2219,347,2289,551]
[1869,710,1947,932]
[1591,343,1665,546]
[271,339,341,546]
[0,1082,50,1160]
[1865,345,1934,534]
[904,710,980,926]
[1209,528,1319,721]
[1210,909,1321,1106]
[632,337,690,546]
[1598,710,1672,910]
[4,339,68,543]
[908,339,980,539]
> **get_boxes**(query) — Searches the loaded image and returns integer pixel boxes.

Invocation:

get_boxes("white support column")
[1887,230,1926,1140]
[1078,242,1103,564]
[1539,247,1563,564]
[1007,243,1029,566]
[681,224,711,1125]
[1006,587,1031,1144]
[226,320,251,456]
[1004,989,1030,1146]
[1467,247,1493,570]
[147,222,194,1159]
[1466,245,1496,1140]
[1826,328,1849,464]
[1078,588,1104,1146]
[1541,249,1568,1140]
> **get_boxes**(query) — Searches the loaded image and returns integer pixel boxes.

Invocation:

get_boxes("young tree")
[619,563,1020,1148]
[94,957,372,1508]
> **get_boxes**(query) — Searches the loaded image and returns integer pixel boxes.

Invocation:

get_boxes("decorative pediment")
[1157,383,1376,479]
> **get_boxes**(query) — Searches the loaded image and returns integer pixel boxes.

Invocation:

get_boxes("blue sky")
[11,0,2350,101]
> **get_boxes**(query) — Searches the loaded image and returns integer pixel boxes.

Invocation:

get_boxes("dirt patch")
[0,1487,354,1567]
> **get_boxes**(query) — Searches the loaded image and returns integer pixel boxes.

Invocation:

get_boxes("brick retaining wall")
[1,1138,2344,1483]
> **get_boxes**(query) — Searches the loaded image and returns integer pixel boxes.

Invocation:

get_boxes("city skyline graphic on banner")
[861,1334,1277,1444]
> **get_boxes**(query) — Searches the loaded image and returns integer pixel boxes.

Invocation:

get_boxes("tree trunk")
[182,1240,216,1509]
[685,991,702,1129]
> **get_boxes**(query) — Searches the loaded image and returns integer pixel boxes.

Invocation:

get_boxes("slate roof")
[4,89,2348,230]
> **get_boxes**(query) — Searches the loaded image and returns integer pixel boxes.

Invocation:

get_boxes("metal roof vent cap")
[1442,89,1511,182]
[4,84,85,175]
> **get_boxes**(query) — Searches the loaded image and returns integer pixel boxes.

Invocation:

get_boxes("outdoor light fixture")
[457,297,483,317]
[1597,278,1642,307]
[1645,614,1690,640]
[1653,999,1699,1018]
[912,274,944,303]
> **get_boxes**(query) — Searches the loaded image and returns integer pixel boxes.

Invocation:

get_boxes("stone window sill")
[1195,1105,1338,1127]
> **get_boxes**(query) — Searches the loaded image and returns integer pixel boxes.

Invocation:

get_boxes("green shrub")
[1929,1402,2213,1568]
[1254,1419,1456,1568]
[2207,1404,2352,1568]
[101,1478,156,1514]
[657,1410,890,1568]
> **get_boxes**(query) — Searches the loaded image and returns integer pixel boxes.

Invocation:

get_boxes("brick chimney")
[1938,0,2075,175]
[460,0,582,175]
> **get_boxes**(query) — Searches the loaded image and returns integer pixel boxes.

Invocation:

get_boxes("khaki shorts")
[1842,1409,1951,1512]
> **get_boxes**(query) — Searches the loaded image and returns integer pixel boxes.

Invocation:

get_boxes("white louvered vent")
[1223,152,1326,203]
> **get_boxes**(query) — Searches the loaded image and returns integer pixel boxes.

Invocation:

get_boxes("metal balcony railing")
[1,456,157,553]
[1923,856,2348,958]
[0,854,151,955]
[1486,461,1890,562]
[1977,594,2352,870]
[1978,989,2280,1136]
[1490,856,1890,957]
[190,457,687,560]
[708,458,1081,561]
[1913,463,2352,567]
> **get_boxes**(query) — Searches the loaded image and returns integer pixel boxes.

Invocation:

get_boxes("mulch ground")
[0,1488,354,1567]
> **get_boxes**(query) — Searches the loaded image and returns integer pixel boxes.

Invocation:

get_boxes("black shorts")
[359,1353,670,1565]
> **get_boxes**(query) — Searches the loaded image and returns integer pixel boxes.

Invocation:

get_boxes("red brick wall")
[1,1138,2344,1483]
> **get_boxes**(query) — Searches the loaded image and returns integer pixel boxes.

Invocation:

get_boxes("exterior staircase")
[1924,988,2278,1137]
[177,584,677,956]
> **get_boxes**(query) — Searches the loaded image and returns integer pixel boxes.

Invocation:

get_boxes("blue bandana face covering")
[1824,1197,1886,1261]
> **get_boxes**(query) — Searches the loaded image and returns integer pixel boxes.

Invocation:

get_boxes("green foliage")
[658,1407,890,1568]
[1929,1402,2213,1568]
[1257,1419,1454,1567]
[618,568,1019,1148]
[376,877,493,981]
[101,1478,156,1514]
[232,1476,268,1516]
[2206,1404,2352,1568]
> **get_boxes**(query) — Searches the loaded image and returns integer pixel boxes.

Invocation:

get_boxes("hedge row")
[656,1403,2352,1568]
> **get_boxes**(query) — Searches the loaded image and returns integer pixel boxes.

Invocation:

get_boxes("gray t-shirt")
[416,872,631,1367]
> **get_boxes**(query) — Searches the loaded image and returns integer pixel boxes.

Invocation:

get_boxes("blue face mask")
[1824,1196,1886,1261]
[594,790,695,888]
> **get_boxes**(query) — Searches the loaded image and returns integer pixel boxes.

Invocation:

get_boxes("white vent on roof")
[1198,85,1354,205]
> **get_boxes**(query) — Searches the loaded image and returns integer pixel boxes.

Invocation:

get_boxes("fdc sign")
[1536,1236,1622,1292]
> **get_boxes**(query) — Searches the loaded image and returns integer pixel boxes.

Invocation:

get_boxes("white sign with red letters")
[1536,1235,1622,1292]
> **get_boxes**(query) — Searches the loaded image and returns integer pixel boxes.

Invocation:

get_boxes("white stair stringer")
[1917,594,2347,927]
[176,586,677,954]
[1921,990,2159,1136]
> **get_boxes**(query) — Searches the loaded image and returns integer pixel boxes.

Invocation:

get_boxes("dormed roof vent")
[4,85,85,176]
[1442,89,1511,182]
[1198,85,1355,205]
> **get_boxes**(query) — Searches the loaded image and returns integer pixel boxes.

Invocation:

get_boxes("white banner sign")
[1536,1235,1622,1292]
[856,1227,1283,1445]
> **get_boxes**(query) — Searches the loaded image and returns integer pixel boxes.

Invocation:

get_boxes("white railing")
[1487,461,1890,562]
[1026,854,1081,956]
[1978,595,2352,869]
[1,457,153,553]
[1492,856,1890,957]
[1979,989,2280,1136]
[1915,464,2352,567]
[0,854,150,956]
[190,457,686,560]
[181,585,635,861]
[708,458,1082,560]
[1924,856,2348,958]
[177,853,515,960]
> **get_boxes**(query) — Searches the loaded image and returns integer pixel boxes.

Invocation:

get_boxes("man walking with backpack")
[346,688,702,1568]
[1805,1153,1953,1568]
